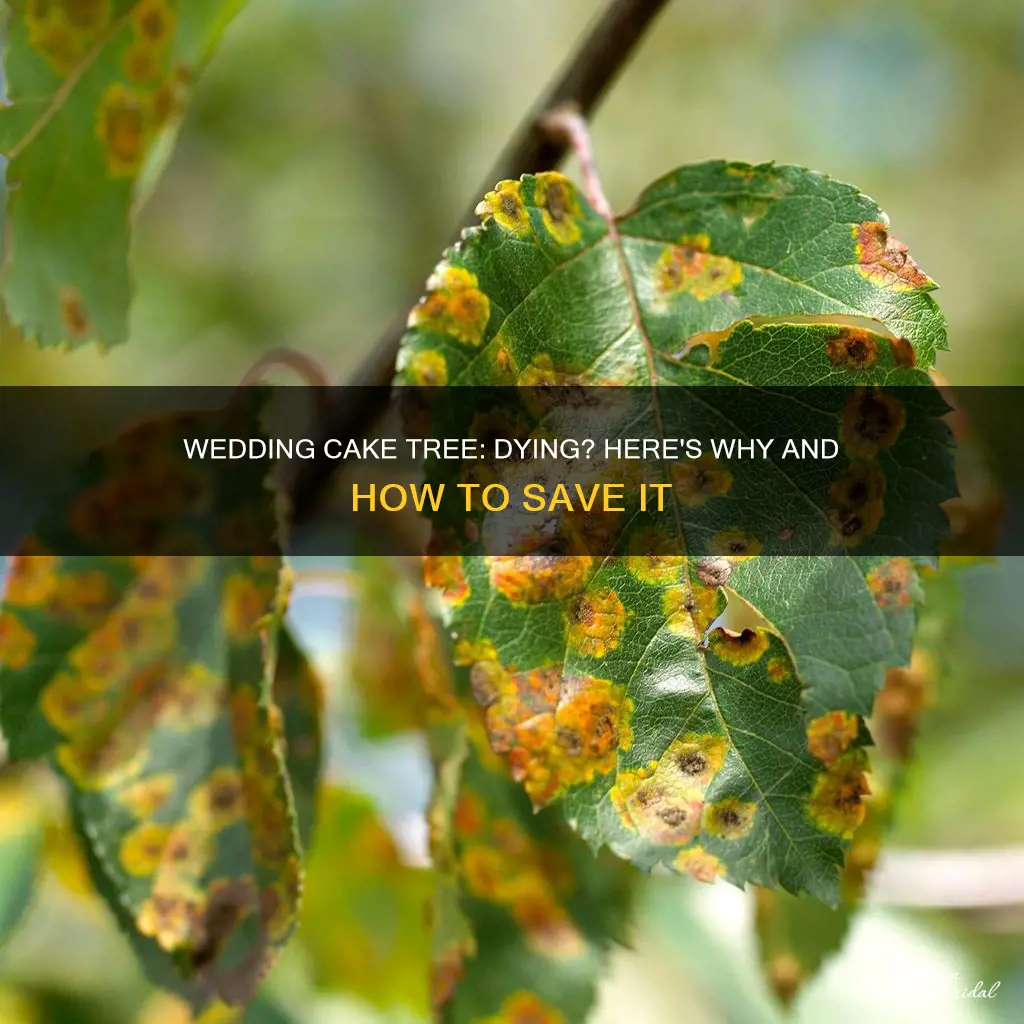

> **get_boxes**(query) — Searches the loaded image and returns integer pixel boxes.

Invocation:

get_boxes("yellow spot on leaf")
[476,179,531,236]
[482,990,566,1024]
[766,656,791,683]
[625,529,686,583]
[534,172,582,246]
[221,573,275,641]
[655,235,743,301]
[118,774,176,817]
[611,734,728,845]
[671,454,732,506]
[566,588,626,658]
[807,711,859,766]
[710,529,761,558]
[662,583,721,638]
[807,749,870,837]
[120,822,173,877]
[423,553,470,605]
[406,348,448,386]
[489,555,592,605]
[409,264,490,347]
[709,627,769,666]
[703,797,756,839]
[674,845,724,883]
[96,83,154,179]
[188,767,244,830]
[0,612,36,670]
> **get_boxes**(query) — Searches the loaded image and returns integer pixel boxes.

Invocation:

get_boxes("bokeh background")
[0,0,1023,1021]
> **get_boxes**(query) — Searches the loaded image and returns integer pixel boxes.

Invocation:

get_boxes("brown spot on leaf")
[889,336,916,368]
[827,327,879,371]
[854,221,933,291]
[96,83,153,178]
[866,557,914,608]
[695,556,732,588]
[709,628,769,666]
[806,711,860,766]
[59,287,90,339]
[807,749,870,837]
[841,387,906,458]
[703,798,756,839]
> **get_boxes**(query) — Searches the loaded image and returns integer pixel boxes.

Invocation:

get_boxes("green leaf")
[0,772,44,948]
[396,162,953,906]
[272,624,323,852]
[299,785,433,1015]
[0,0,246,347]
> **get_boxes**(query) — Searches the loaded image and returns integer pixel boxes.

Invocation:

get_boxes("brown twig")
[290,0,673,525]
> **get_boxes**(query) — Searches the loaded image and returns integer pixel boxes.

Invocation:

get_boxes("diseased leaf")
[0,0,246,347]
[396,162,953,906]
[754,556,966,1004]
[0,395,306,1008]
[272,625,323,851]
[439,731,635,1024]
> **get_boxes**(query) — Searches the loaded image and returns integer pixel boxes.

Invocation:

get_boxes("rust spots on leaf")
[853,221,933,291]
[625,528,686,583]
[0,611,37,670]
[423,552,470,606]
[826,327,879,371]
[221,573,276,641]
[534,172,583,246]
[489,555,592,605]
[26,0,111,75]
[404,349,448,387]
[611,734,728,846]
[670,454,733,506]
[708,627,769,666]
[120,822,172,877]
[188,767,245,831]
[654,234,743,302]
[134,0,175,44]
[806,711,859,766]
[807,749,870,837]
[460,815,584,961]
[663,582,721,638]
[96,83,156,179]
[409,264,491,347]
[481,991,566,1024]
[710,529,761,558]
[826,461,886,548]
[673,845,724,883]
[565,588,626,658]
[58,287,91,339]
[695,556,732,588]
[117,774,175,817]
[841,387,905,459]
[476,180,531,237]
[866,557,914,608]
[703,797,756,840]
[766,656,791,683]
[476,661,631,805]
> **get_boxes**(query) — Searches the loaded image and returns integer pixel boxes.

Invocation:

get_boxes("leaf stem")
[537,103,614,220]
[291,0,673,525]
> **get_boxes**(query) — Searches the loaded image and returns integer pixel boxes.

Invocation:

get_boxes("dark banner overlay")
[0,385,1012,558]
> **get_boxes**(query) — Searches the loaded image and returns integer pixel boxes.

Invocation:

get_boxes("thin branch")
[291,0,673,525]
